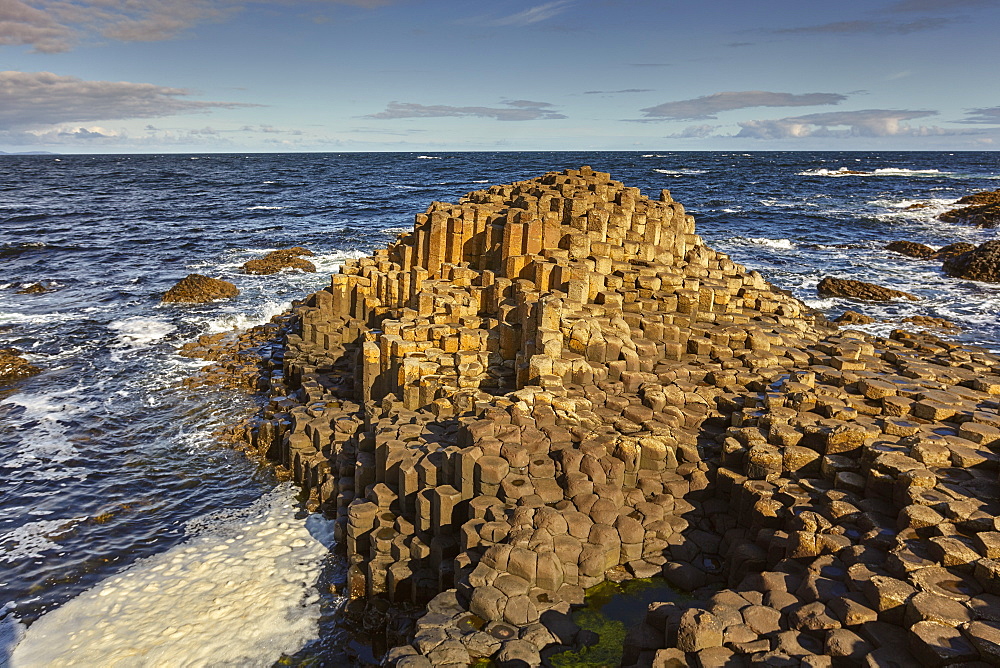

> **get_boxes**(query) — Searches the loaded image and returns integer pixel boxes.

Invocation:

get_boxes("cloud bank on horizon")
[0,0,999,151]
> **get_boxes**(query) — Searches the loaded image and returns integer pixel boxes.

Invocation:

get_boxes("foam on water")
[416,155,441,159]
[799,167,948,177]
[246,206,283,210]
[742,237,796,250]
[0,518,84,564]
[653,168,706,175]
[9,484,332,668]
[1,387,94,475]
[108,318,176,348]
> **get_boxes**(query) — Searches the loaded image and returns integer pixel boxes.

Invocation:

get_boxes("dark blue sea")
[1,152,999,664]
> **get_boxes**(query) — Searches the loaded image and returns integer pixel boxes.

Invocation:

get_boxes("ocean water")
[1,151,999,664]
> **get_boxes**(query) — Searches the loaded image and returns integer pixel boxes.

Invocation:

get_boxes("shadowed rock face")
[214,168,1000,667]
[241,247,316,275]
[939,190,1000,228]
[161,274,239,303]
[943,240,1000,283]
[817,276,918,302]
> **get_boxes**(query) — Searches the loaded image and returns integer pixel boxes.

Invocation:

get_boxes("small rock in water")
[162,274,239,303]
[903,315,960,331]
[241,247,316,275]
[0,347,41,385]
[933,242,976,260]
[834,310,876,325]
[818,276,918,302]
[15,282,53,294]
[886,240,935,259]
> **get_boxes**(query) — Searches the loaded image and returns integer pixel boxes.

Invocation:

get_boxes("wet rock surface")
[886,240,936,259]
[241,247,316,275]
[15,282,53,294]
[208,168,1000,667]
[943,240,1000,283]
[161,273,239,303]
[817,276,919,302]
[939,189,1000,228]
[0,347,41,385]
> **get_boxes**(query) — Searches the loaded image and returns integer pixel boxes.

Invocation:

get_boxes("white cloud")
[0,71,256,130]
[640,91,846,121]
[366,100,566,121]
[487,1,574,26]
[666,124,718,139]
[735,109,950,139]
[0,0,394,52]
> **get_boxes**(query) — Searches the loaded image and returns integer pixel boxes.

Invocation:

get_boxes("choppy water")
[1,151,998,664]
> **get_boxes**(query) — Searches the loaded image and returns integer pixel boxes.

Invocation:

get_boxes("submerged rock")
[0,347,40,385]
[818,276,918,302]
[15,282,53,294]
[162,274,239,303]
[241,247,316,275]
[939,189,1000,228]
[942,240,1000,283]
[886,240,935,259]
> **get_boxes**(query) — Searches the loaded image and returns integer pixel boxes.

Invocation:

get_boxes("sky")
[2,0,1000,152]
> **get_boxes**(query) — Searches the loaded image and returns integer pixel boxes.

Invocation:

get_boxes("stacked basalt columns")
[626,329,1000,666]
[247,168,997,666]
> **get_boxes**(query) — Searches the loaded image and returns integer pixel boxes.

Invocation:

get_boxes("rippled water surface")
[1,151,999,662]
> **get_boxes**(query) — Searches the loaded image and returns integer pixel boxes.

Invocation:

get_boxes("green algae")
[550,577,688,668]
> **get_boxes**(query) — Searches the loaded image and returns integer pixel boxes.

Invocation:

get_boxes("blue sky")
[2,0,1000,152]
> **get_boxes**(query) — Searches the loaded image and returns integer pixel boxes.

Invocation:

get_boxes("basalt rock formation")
[233,168,1000,667]
[943,240,1000,283]
[817,277,919,302]
[161,273,239,303]
[241,247,316,275]
[939,190,1000,228]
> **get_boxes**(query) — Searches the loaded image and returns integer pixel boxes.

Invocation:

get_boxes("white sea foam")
[1,388,93,476]
[743,237,796,250]
[0,517,84,563]
[202,300,292,334]
[108,318,176,348]
[381,227,412,235]
[653,168,706,175]
[9,485,334,668]
[642,154,669,158]
[799,167,948,177]
[246,206,284,211]
[416,155,441,160]
[472,179,490,183]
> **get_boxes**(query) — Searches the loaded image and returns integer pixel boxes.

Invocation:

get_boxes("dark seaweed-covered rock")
[241,247,316,275]
[939,190,1000,228]
[0,347,40,385]
[15,282,53,294]
[886,241,935,259]
[818,277,918,302]
[162,274,239,303]
[942,240,1000,283]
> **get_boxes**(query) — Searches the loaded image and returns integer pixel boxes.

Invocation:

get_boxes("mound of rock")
[241,247,316,275]
[943,240,1000,282]
[903,315,960,331]
[161,274,239,303]
[934,242,976,260]
[15,282,53,294]
[939,189,1000,228]
[886,240,935,259]
[219,168,1000,667]
[834,310,876,325]
[0,347,40,385]
[818,276,918,302]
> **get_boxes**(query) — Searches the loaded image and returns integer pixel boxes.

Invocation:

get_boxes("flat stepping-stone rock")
[910,620,979,665]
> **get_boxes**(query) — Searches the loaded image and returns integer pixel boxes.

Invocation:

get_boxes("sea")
[1,151,999,666]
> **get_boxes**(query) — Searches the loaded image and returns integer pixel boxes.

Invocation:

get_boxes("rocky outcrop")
[220,168,1000,667]
[15,282,52,294]
[834,311,876,325]
[162,274,239,303]
[817,276,919,302]
[943,240,1000,283]
[241,247,316,275]
[0,347,40,385]
[939,190,1000,228]
[934,242,976,260]
[886,241,935,259]
[903,315,960,331]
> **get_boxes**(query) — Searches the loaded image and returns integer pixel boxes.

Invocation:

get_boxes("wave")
[653,169,706,175]
[729,236,797,250]
[9,485,334,668]
[416,155,441,160]
[246,206,284,211]
[799,167,948,177]
[108,318,176,348]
